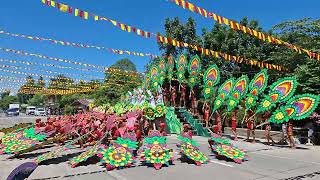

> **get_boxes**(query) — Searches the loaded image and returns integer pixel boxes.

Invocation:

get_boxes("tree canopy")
[155,17,320,95]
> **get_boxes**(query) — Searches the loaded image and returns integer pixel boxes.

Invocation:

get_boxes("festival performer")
[202,102,210,128]
[264,111,275,146]
[231,109,238,141]
[159,119,167,136]
[189,89,197,115]
[287,120,296,149]
[180,84,186,107]
[245,110,255,143]
[162,86,169,106]
[170,86,177,107]
[214,111,222,135]
[182,124,193,137]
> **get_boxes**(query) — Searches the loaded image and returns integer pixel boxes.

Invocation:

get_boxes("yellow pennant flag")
[60,4,68,13]
[84,12,89,19]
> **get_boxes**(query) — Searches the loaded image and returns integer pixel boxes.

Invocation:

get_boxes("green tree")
[271,18,320,94]
[27,94,44,106]
[99,58,142,105]
[0,95,18,110]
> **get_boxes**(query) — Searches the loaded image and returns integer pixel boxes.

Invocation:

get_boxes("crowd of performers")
[158,82,318,149]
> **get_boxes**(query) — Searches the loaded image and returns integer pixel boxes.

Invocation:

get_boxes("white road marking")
[251,151,320,165]
[209,160,234,167]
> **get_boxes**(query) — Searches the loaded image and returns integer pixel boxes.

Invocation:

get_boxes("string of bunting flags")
[168,0,320,61]
[0,58,102,74]
[0,47,144,77]
[0,63,102,80]
[41,0,153,38]
[0,30,158,59]
[156,35,287,71]
[40,0,288,72]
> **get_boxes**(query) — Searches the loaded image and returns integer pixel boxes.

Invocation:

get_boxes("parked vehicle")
[26,106,36,115]
[5,108,19,116]
[9,104,20,109]
[35,107,46,116]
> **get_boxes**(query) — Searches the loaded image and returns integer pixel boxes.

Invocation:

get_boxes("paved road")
[0,113,47,128]
[1,135,320,180]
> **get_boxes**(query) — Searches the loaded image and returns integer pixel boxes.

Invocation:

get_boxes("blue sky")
[0,0,319,91]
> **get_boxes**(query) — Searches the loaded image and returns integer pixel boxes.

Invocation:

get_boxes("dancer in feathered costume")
[208,134,248,164]
[177,133,208,166]
[140,130,174,170]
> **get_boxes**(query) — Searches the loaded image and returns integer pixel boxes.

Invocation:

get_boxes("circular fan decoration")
[144,72,151,88]
[249,69,268,93]
[140,147,172,170]
[150,66,159,80]
[215,145,248,164]
[176,54,188,69]
[99,146,134,170]
[155,104,166,117]
[180,144,208,165]
[257,93,279,113]
[2,140,33,154]
[213,97,224,111]
[245,94,258,111]
[287,94,320,120]
[249,87,259,96]
[70,145,99,168]
[140,132,173,170]
[1,133,19,146]
[188,76,198,88]
[269,106,293,124]
[23,128,47,141]
[203,85,213,100]
[145,106,155,120]
[232,75,249,99]
[269,77,297,102]
[203,64,220,88]
[177,71,185,83]
[188,55,201,76]
[226,96,240,112]
[158,58,167,75]
[217,78,235,97]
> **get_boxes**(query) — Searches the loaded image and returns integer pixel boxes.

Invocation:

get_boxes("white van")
[35,107,46,116]
[26,106,36,115]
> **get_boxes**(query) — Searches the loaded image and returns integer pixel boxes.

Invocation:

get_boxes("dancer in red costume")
[180,84,186,107]
[287,120,296,149]
[215,111,222,135]
[202,102,210,128]
[189,89,197,115]
[171,86,177,107]
[245,110,256,143]
[231,109,238,141]
[264,111,275,145]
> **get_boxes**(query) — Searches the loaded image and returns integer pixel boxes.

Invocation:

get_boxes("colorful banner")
[41,0,152,38]
[157,35,287,71]
[41,0,287,72]
[0,30,158,59]
[0,58,101,73]
[0,63,102,80]
[169,0,320,61]
[0,48,144,77]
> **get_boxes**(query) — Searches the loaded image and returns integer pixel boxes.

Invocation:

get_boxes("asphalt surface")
[1,134,320,180]
[0,113,47,128]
